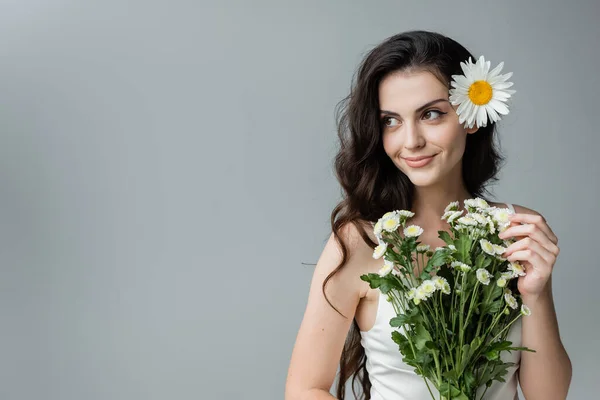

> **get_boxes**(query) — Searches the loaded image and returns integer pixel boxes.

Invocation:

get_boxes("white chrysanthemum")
[406,288,416,300]
[447,210,463,224]
[480,239,496,256]
[476,268,491,285]
[521,304,531,316]
[382,211,397,219]
[444,201,460,213]
[373,243,387,259]
[415,287,427,300]
[442,210,454,221]
[496,277,507,287]
[397,210,415,219]
[491,207,511,225]
[487,218,496,234]
[441,281,451,294]
[464,198,479,210]
[504,292,518,309]
[508,261,526,277]
[404,224,424,238]
[451,261,471,272]
[457,216,477,226]
[431,275,446,289]
[373,220,383,236]
[501,271,514,280]
[378,259,395,276]
[382,214,400,232]
[475,198,490,209]
[471,213,488,225]
[493,244,507,255]
[449,55,516,129]
[416,244,430,253]
[420,280,437,297]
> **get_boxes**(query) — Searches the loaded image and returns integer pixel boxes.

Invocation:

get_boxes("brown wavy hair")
[323,30,506,399]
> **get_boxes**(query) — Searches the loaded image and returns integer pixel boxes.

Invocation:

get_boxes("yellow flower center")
[468,80,493,105]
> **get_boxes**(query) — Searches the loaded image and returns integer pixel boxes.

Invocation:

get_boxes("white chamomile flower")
[406,288,417,300]
[442,210,454,221]
[415,287,427,300]
[404,224,424,238]
[464,198,479,210]
[373,220,383,236]
[451,261,471,272]
[382,211,397,219]
[378,259,395,277]
[449,55,516,129]
[475,198,490,209]
[501,271,514,280]
[521,304,531,316]
[471,213,488,226]
[476,268,491,285]
[447,210,463,224]
[397,210,415,219]
[496,276,507,287]
[493,244,507,255]
[457,216,477,226]
[382,213,401,232]
[480,239,496,256]
[416,244,430,253]
[441,281,451,294]
[504,292,518,309]
[508,261,526,277]
[491,207,511,226]
[373,243,387,259]
[420,280,437,297]
[431,275,446,289]
[444,201,460,213]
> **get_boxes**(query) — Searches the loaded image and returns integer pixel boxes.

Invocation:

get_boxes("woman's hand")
[498,212,560,300]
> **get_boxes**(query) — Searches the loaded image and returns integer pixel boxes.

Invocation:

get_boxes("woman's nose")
[403,122,426,150]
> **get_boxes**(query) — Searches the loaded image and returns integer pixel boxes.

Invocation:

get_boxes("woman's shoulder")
[492,201,544,217]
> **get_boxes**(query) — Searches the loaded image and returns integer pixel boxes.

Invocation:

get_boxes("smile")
[402,154,437,168]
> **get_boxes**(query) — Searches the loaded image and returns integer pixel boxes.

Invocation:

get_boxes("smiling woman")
[285,30,572,400]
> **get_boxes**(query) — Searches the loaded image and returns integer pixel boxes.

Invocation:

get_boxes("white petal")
[493,91,512,101]
[488,61,505,79]
[493,81,514,90]
[477,106,488,127]
[486,105,500,122]
[489,99,509,115]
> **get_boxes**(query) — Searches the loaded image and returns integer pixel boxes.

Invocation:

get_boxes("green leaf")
[359,273,396,294]
[438,230,454,246]
[414,324,433,351]
[438,382,461,398]
[389,314,414,327]
[456,235,472,264]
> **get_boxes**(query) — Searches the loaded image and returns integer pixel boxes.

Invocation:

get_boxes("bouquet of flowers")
[360,198,535,400]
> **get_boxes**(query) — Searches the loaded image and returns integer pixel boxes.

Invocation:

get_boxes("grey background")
[0,0,598,399]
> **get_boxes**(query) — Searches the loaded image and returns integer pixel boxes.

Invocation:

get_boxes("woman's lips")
[403,154,437,168]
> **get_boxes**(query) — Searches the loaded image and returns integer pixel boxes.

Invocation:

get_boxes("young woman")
[285,31,572,400]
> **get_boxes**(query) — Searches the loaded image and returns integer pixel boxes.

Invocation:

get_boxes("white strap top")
[360,203,520,400]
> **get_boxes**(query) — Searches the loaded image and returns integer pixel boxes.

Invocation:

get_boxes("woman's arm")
[499,205,572,399]
[518,276,572,400]
[285,224,372,400]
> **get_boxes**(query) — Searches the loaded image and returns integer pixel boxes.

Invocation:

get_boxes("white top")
[360,203,521,400]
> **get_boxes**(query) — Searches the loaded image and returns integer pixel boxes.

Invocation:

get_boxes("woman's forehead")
[379,70,448,112]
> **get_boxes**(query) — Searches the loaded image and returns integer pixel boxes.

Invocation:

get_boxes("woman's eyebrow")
[380,98,449,116]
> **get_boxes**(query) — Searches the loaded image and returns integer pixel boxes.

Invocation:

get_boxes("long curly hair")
[324,30,506,399]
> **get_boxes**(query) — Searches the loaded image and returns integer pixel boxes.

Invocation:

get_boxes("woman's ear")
[465,126,479,134]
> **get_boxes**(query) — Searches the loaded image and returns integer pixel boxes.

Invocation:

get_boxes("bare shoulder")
[511,203,544,217]
[284,221,376,398]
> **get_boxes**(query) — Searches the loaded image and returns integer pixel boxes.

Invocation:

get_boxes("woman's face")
[378,69,477,188]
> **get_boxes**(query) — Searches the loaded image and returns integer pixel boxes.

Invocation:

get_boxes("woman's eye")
[383,117,400,127]
[423,110,446,120]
